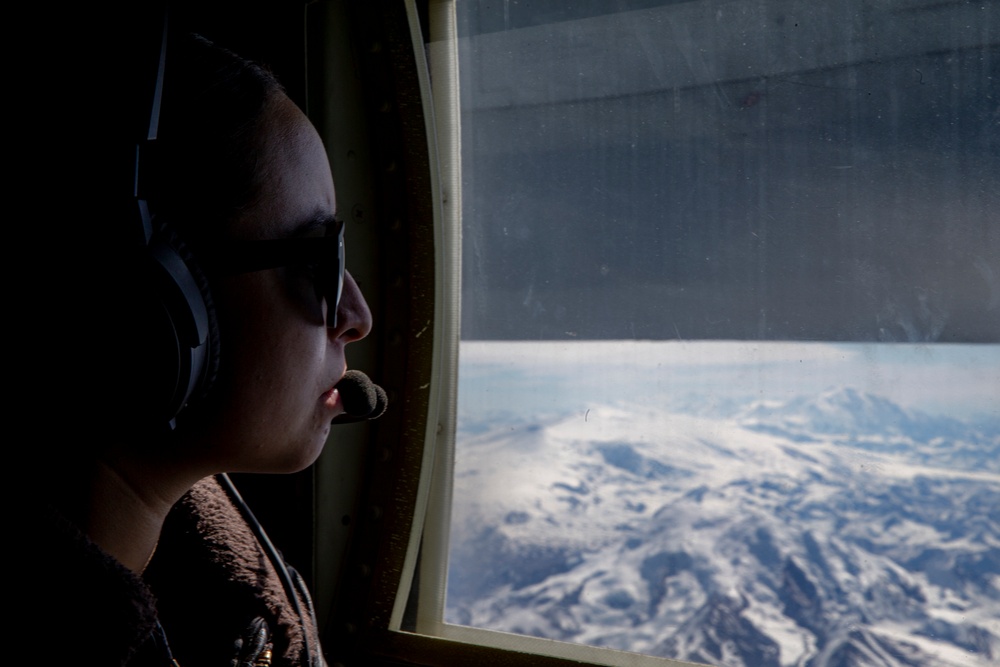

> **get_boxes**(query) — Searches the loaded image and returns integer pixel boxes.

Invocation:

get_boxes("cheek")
[217,274,325,398]
[190,275,331,473]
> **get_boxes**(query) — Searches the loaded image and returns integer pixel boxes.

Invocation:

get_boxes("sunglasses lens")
[324,230,345,328]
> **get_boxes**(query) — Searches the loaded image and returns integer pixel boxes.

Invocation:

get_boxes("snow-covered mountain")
[736,388,999,470]
[446,388,1000,667]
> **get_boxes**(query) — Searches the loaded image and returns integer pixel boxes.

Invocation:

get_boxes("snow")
[447,341,1000,667]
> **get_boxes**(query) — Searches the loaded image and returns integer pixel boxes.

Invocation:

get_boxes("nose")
[329,270,372,343]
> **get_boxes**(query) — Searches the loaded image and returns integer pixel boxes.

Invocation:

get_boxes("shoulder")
[145,475,323,666]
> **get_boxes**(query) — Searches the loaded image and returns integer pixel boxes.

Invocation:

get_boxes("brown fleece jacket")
[22,476,323,667]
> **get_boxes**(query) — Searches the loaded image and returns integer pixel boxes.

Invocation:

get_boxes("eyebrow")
[288,210,340,238]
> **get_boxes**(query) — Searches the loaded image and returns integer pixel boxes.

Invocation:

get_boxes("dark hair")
[152,34,284,248]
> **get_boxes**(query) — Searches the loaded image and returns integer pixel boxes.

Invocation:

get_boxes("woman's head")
[117,35,372,476]
[177,90,373,474]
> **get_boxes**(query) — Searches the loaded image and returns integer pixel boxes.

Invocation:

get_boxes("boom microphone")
[331,370,387,424]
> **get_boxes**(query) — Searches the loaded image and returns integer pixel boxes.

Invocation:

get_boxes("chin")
[281,451,325,474]
[207,429,329,475]
[249,446,323,475]
[271,431,330,474]
[204,410,333,474]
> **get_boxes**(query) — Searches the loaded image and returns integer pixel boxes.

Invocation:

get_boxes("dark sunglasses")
[200,221,345,327]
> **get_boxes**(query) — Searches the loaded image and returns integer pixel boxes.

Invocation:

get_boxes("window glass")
[446,2,998,666]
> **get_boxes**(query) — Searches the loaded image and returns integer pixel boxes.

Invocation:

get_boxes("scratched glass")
[448,3,999,666]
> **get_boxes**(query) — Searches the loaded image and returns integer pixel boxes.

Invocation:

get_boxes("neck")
[65,456,205,573]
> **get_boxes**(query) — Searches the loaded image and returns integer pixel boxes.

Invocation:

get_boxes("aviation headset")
[132,12,218,431]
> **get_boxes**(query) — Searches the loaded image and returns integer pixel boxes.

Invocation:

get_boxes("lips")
[321,384,343,414]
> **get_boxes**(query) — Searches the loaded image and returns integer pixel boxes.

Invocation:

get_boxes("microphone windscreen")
[336,370,378,416]
[369,382,388,420]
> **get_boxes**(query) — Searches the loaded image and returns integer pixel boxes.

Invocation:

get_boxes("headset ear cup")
[170,226,222,408]
[144,224,221,427]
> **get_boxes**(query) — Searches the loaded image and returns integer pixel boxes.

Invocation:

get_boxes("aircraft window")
[410,2,999,666]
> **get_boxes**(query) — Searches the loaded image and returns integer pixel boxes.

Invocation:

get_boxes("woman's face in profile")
[188,93,372,474]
